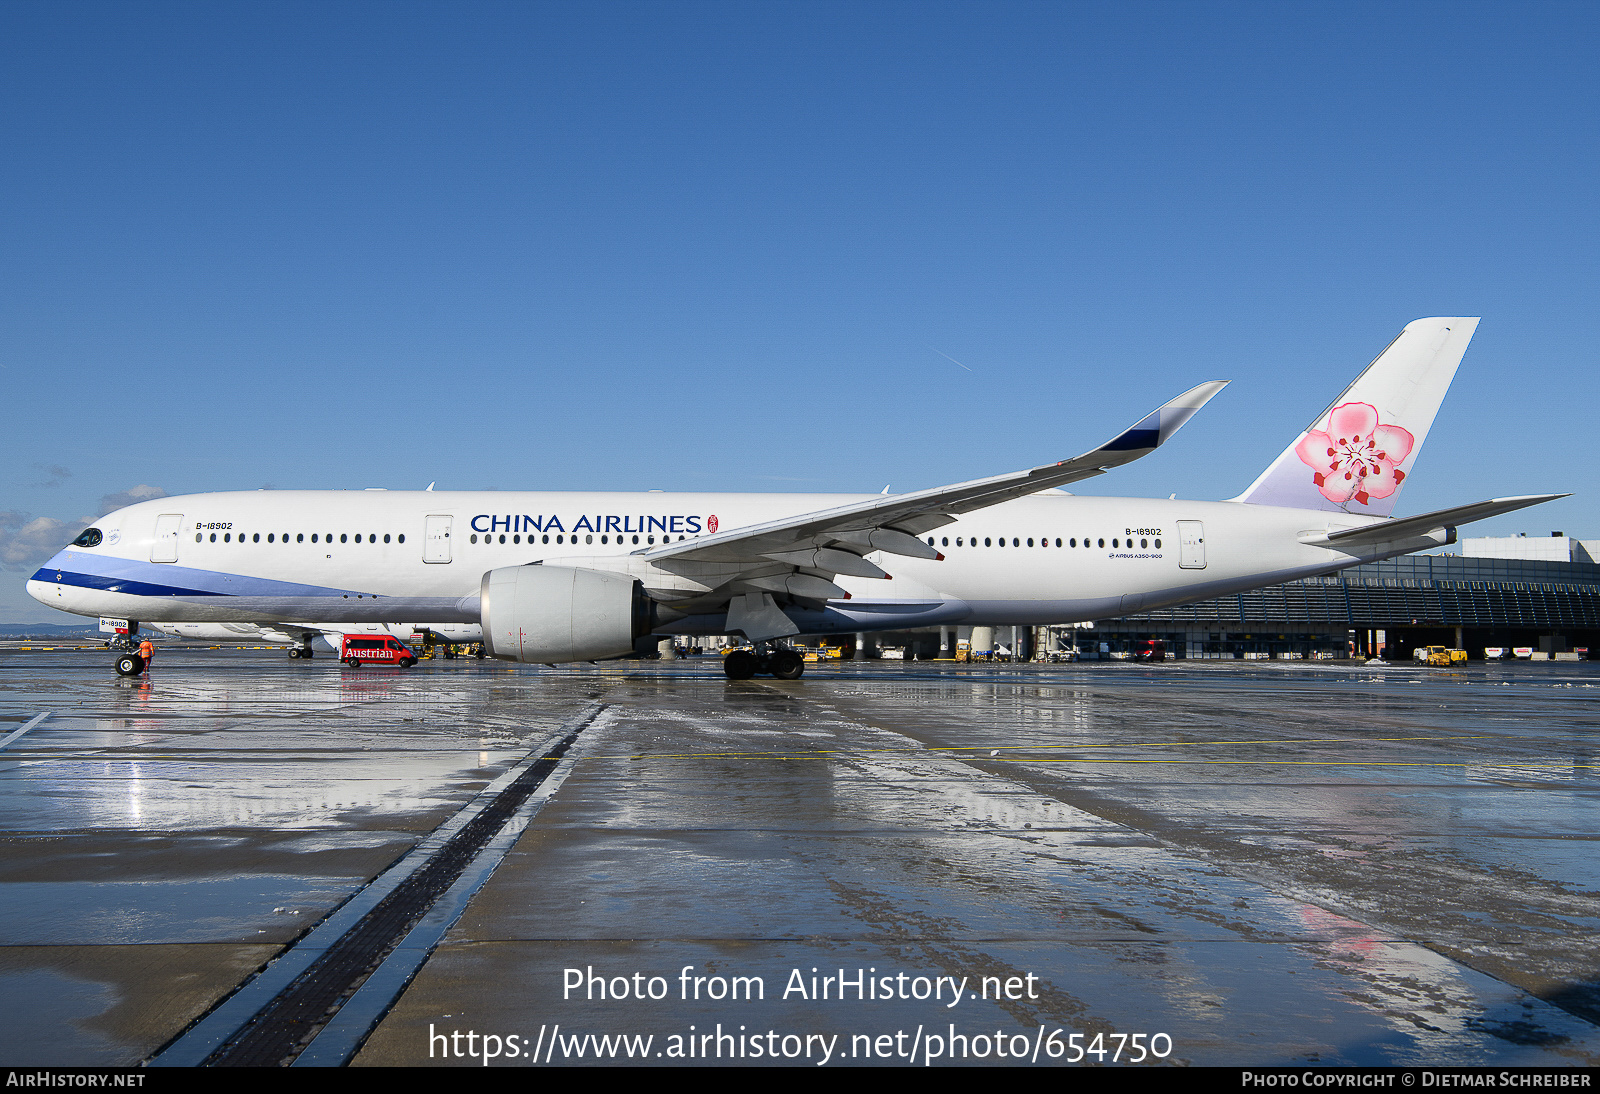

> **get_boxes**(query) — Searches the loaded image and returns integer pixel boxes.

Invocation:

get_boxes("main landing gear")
[723,643,805,681]
[288,646,314,660]
[115,654,145,676]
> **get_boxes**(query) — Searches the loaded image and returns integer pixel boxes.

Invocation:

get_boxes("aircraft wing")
[635,381,1226,630]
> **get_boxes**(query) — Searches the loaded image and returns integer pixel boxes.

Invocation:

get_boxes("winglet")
[1078,380,1229,460]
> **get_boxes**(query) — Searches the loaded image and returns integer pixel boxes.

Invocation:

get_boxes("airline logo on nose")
[708,515,719,533]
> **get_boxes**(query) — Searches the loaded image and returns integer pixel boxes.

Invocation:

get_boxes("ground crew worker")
[138,637,155,672]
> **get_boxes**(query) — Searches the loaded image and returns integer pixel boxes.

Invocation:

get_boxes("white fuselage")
[29,489,1383,636]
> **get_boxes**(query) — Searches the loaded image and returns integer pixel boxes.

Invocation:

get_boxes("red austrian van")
[1133,639,1166,662]
[340,635,418,668]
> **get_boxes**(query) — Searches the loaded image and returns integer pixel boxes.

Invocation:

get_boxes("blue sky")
[3,1,1596,620]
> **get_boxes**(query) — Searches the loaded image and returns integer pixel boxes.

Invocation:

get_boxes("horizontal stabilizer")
[1300,494,1570,550]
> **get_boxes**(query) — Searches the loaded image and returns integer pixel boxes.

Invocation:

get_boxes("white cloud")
[98,484,167,516]
[0,485,168,570]
[0,515,92,570]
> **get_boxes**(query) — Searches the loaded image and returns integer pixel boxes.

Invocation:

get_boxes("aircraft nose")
[26,550,73,605]
[26,577,55,607]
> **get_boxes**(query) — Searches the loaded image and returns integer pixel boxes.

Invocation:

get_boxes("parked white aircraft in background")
[30,318,1563,679]
[141,621,483,658]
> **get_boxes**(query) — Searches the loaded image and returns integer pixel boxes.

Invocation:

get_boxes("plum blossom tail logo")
[707,514,719,533]
[1294,402,1414,507]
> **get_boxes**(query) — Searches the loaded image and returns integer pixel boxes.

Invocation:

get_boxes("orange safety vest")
[138,641,154,658]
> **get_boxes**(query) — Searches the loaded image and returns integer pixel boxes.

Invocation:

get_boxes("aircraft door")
[423,514,453,563]
[151,514,184,563]
[1177,520,1206,569]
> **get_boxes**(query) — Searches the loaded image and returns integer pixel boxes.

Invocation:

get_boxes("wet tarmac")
[2,647,1598,1066]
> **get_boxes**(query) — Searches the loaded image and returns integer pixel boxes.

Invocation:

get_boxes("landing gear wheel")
[115,654,145,676]
[769,649,805,680]
[723,650,758,680]
[288,648,302,659]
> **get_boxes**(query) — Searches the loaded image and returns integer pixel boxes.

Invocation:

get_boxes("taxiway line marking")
[0,712,50,751]
[982,758,1600,769]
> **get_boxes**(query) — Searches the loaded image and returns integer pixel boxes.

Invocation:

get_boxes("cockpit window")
[72,528,103,548]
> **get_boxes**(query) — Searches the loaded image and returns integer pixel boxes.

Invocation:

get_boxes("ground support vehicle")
[341,635,418,669]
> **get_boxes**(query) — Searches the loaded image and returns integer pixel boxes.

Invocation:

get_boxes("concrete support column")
[940,626,952,658]
[854,632,868,660]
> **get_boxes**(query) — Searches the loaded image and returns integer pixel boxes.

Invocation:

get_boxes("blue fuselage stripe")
[32,568,230,598]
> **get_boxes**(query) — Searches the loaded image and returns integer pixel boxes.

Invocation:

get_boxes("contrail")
[927,345,973,372]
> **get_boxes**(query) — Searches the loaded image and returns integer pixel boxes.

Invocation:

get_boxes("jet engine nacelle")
[480,564,651,663]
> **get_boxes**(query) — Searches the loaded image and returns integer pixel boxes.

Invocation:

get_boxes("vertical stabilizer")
[1233,317,1479,516]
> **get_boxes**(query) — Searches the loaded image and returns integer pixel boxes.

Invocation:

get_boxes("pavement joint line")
[293,707,601,1067]
[146,701,604,1068]
[577,733,1507,762]
[0,712,51,751]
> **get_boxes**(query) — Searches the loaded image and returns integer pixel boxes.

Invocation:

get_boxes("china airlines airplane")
[29,318,1563,680]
